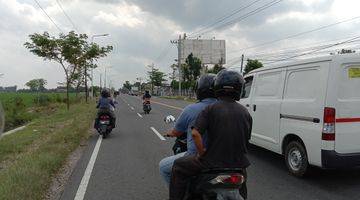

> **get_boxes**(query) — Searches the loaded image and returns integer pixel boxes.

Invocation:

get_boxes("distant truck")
[240,53,360,177]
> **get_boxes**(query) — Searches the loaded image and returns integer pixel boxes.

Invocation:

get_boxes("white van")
[240,53,360,176]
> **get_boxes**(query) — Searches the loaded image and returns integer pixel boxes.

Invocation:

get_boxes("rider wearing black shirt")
[169,70,252,200]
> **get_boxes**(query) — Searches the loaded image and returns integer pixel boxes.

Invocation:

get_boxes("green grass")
[0,92,81,131]
[0,102,96,200]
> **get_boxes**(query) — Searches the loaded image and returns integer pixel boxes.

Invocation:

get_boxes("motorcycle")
[164,115,246,200]
[143,100,151,114]
[97,113,113,138]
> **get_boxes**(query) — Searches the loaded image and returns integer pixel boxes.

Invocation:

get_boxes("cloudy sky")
[1,0,360,89]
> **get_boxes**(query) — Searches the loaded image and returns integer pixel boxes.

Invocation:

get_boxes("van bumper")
[322,150,360,169]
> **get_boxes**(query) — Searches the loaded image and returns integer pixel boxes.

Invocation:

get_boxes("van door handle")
[253,105,257,112]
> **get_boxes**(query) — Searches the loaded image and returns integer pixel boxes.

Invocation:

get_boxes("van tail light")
[209,174,245,185]
[322,107,336,141]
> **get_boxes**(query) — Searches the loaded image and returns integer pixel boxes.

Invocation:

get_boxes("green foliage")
[3,97,32,131]
[148,67,167,87]
[0,103,96,200]
[25,79,47,91]
[0,93,79,131]
[181,53,202,90]
[24,31,113,109]
[244,59,263,74]
[208,64,225,74]
[34,95,51,106]
[123,81,132,91]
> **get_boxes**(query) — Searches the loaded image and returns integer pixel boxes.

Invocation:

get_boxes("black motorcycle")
[96,113,113,138]
[143,100,151,114]
[164,115,246,200]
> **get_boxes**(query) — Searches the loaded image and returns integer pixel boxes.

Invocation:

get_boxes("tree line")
[122,53,264,96]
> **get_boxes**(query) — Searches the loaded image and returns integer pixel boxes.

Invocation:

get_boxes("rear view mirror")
[164,115,176,124]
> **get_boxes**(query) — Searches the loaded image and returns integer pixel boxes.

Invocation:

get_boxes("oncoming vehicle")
[240,53,360,176]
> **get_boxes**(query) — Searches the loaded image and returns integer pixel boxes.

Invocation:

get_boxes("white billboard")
[180,39,226,64]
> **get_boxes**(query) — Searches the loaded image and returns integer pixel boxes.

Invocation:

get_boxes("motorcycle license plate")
[100,120,110,125]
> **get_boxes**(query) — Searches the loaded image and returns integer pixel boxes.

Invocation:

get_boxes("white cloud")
[93,2,144,28]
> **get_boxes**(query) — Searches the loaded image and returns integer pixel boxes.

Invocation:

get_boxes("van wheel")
[285,141,308,177]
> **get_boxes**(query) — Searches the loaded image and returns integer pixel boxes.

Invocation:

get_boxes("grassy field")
[0,102,96,200]
[0,92,81,131]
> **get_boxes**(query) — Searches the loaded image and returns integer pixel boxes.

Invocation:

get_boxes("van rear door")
[334,64,360,154]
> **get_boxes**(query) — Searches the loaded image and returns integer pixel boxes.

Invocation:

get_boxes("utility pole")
[240,54,244,74]
[99,73,102,91]
[147,64,155,95]
[90,34,109,98]
[136,77,143,93]
[85,64,88,102]
[178,35,182,96]
[171,33,187,96]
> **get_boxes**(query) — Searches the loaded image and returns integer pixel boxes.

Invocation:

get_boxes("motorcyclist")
[159,74,217,186]
[95,89,116,129]
[142,90,151,111]
[169,69,252,200]
[142,90,151,101]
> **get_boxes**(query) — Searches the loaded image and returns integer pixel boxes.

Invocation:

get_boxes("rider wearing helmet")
[169,70,252,200]
[159,74,217,186]
[95,89,116,128]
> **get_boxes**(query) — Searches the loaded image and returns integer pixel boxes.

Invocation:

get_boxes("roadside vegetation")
[0,101,95,200]
[0,92,80,131]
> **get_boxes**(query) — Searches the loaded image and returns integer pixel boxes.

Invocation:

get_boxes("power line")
[262,35,360,64]
[191,0,283,38]
[154,45,172,64]
[188,0,262,38]
[229,15,360,54]
[55,0,78,32]
[33,0,63,32]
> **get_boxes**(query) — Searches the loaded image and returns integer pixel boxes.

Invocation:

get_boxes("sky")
[1,0,360,89]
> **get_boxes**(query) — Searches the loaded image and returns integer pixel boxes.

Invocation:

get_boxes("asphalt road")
[60,94,360,200]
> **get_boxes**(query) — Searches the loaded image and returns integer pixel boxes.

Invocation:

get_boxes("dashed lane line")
[150,127,166,141]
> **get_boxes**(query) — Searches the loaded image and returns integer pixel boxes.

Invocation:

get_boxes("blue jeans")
[159,152,186,186]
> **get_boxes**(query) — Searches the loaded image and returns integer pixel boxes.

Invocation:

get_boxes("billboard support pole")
[178,34,182,96]
[240,54,244,74]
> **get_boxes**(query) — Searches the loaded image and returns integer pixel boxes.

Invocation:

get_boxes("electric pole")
[100,73,102,91]
[147,64,155,95]
[136,77,143,93]
[240,54,244,74]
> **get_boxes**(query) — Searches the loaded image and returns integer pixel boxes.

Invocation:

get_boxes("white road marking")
[150,127,166,141]
[130,106,135,110]
[137,113,143,118]
[74,136,103,200]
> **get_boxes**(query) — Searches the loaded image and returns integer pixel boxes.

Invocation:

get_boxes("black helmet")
[101,89,110,98]
[195,74,216,101]
[214,69,244,101]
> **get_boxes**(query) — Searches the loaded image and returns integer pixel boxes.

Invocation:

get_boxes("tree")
[181,53,202,91]
[147,67,167,94]
[25,78,47,91]
[244,59,263,74]
[24,31,113,109]
[123,81,132,91]
[208,64,225,74]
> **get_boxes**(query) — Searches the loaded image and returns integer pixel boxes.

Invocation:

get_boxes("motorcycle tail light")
[100,115,110,120]
[209,174,245,185]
